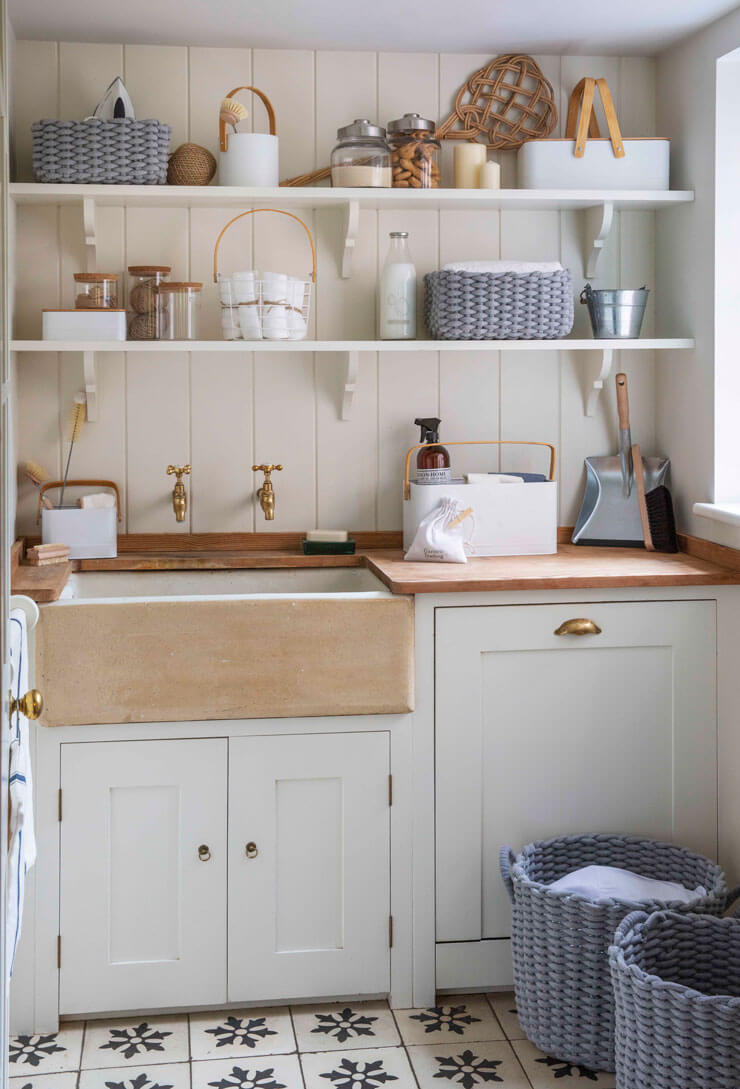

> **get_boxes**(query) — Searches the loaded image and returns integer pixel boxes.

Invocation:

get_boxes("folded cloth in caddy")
[549,864,707,905]
[441,260,564,274]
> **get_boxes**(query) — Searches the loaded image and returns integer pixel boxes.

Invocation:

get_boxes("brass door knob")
[10,689,43,719]
[198,844,211,862]
[245,841,259,859]
[554,618,602,636]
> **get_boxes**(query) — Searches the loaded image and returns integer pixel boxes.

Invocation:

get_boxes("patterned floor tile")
[79,1063,191,1089]
[10,1074,78,1089]
[300,1045,415,1088]
[190,1009,296,1060]
[9,1023,84,1075]
[291,1001,399,1053]
[408,1040,530,1088]
[82,1017,189,1070]
[512,1040,616,1088]
[190,1054,303,1089]
[394,995,505,1046]
[485,994,524,1041]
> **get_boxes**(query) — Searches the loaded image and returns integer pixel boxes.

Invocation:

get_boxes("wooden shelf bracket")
[82,351,98,421]
[585,347,615,416]
[82,196,97,271]
[342,200,360,278]
[341,350,359,420]
[585,201,615,278]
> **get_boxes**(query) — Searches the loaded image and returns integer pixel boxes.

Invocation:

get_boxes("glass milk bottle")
[379,232,416,339]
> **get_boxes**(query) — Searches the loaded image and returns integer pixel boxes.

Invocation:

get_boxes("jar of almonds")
[387,113,441,189]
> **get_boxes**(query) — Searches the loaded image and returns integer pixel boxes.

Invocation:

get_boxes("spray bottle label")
[416,467,452,484]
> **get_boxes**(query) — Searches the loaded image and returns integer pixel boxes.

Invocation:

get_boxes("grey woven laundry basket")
[500,834,733,1074]
[610,905,740,1089]
[424,268,573,339]
[32,118,172,184]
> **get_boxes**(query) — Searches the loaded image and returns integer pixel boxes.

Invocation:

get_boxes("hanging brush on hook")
[58,394,87,508]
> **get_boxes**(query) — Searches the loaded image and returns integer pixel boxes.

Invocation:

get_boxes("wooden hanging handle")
[632,443,654,551]
[616,372,631,430]
[566,77,625,159]
[403,440,556,500]
[213,208,317,284]
[219,85,277,152]
[37,479,122,523]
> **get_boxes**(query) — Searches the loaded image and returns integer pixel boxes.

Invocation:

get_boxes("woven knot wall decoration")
[436,54,557,151]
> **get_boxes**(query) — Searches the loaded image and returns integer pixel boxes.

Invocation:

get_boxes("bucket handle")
[403,440,556,500]
[219,85,277,152]
[566,77,625,160]
[213,208,317,285]
[37,479,122,523]
[612,910,648,947]
[500,846,516,904]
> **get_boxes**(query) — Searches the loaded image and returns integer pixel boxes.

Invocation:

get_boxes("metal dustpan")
[573,372,669,547]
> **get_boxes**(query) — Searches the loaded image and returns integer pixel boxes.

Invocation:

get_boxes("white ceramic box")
[42,309,127,341]
[403,481,558,557]
[517,139,670,190]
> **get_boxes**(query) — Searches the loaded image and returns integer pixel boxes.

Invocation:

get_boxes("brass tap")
[167,464,191,522]
[252,463,283,521]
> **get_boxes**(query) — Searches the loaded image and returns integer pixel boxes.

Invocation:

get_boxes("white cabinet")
[59,730,391,1015]
[228,732,391,1001]
[59,738,228,1016]
[435,601,717,986]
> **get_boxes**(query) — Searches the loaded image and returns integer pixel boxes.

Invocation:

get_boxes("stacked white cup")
[261,271,290,340]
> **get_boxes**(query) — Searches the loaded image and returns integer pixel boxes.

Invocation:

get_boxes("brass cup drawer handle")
[554,618,602,636]
[198,844,211,862]
[245,842,259,859]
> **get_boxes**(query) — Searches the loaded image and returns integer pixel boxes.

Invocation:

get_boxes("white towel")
[442,260,563,275]
[465,473,522,484]
[548,864,706,905]
[7,608,37,983]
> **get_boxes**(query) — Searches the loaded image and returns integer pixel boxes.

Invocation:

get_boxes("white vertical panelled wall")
[11,45,658,534]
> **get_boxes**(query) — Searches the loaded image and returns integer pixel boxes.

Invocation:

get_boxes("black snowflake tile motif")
[319,1056,399,1086]
[310,1007,379,1043]
[105,1073,174,1089]
[205,1016,278,1050]
[100,1024,173,1060]
[207,1066,286,1089]
[9,1035,66,1067]
[536,1056,599,1081]
[434,1049,503,1087]
[410,1005,482,1035]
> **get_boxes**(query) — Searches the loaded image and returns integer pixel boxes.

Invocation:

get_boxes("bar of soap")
[305,530,349,542]
[465,473,521,484]
[303,540,356,555]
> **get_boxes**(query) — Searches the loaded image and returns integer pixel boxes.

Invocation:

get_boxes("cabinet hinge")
[58,789,62,822]
[57,935,61,969]
[388,774,392,806]
[388,915,393,948]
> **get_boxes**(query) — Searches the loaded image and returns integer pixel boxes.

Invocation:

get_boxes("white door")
[436,601,717,946]
[60,738,227,1015]
[228,732,391,1002]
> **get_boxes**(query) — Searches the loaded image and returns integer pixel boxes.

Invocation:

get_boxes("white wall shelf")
[10,183,694,279]
[11,338,694,421]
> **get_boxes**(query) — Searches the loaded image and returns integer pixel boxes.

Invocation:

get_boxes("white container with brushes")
[218,85,279,187]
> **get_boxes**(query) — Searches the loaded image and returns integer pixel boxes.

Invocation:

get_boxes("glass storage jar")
[387,113,441,188]
[330,119,392,188]
[127,265,171,340]
[73,272,118,309]
[156,282,202,340]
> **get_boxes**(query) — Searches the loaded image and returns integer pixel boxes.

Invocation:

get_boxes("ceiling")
[9,0,740,54]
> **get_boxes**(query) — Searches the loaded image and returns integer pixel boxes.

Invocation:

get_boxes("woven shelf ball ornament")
[436,54,557,151]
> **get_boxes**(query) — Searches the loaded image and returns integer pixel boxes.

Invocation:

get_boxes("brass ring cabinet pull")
[245,842,259,859]
[554,618,602,636]
[198,845,211,862]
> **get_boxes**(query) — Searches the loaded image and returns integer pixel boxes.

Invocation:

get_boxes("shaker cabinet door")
[435,601,717,947]
[228,731,391,1002]
[59,738,227,1015]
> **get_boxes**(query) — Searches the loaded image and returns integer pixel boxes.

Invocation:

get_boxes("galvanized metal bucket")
[581,283,649,339]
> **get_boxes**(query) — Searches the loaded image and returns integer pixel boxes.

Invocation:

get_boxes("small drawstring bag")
[404,497,474,563]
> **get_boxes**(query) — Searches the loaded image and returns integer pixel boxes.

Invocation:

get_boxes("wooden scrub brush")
[220,97,249,130]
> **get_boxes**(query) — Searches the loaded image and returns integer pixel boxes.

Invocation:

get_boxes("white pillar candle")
[478,160,501,189]
[453,143,487,188]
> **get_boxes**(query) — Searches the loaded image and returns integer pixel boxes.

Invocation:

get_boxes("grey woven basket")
[500,834,733,1073]
[32,118,172,184]
[424,268,574,339]
[610,905,740,1089]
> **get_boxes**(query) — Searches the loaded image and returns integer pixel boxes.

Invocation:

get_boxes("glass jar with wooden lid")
[127,265,171,340]
[156,282,202,340]
[73,272,118,309]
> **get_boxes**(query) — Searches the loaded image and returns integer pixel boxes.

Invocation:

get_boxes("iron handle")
[198,844,211,862]
[554,618,602,636]
[9,689,43,719]
[245,841,259,859]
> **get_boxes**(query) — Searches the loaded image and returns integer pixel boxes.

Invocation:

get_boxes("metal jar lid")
[336,118,386,140]
[387,112,436,133]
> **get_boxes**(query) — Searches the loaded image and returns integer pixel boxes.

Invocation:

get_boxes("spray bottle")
[414,417,451,484]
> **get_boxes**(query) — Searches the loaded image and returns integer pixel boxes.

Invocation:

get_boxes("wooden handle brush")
[59,394,86,508]
[24,460,54,509]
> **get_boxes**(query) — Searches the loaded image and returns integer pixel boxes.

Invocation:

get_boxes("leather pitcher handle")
[219,85,277,152]
[37,479,122,523]
[566,77,625,159]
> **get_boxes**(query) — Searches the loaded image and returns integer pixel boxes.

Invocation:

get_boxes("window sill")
[693,502,740,528]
